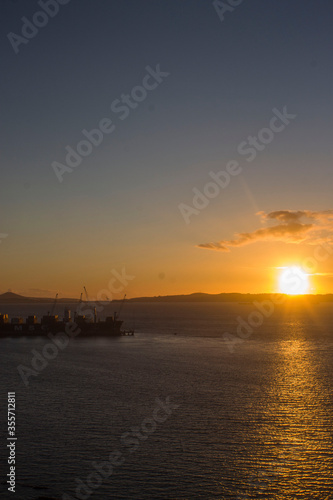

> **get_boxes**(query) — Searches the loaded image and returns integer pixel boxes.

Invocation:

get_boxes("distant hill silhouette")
[0,292,26,301]
[113,292,333,303]
[0,291,332,304]
[0,292,79,304]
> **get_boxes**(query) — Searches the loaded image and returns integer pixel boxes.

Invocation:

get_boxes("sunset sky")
[1,0,333,298]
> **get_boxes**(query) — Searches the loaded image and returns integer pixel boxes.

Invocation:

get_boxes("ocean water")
[1,301,333,499]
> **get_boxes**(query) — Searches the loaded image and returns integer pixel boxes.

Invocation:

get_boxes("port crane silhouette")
[48,293,58,316]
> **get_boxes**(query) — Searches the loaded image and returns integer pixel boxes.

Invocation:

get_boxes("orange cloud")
[198,210,333,251]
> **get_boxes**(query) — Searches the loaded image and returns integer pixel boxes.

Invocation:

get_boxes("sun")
[279,266,309,295]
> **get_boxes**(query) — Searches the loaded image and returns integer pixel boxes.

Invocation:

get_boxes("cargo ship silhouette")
[0,292,134,338]
[0,309,134,338]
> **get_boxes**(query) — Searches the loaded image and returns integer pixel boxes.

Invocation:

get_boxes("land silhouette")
[0,291,332,304]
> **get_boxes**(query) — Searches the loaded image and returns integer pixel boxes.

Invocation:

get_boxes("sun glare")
[279,266,309,295]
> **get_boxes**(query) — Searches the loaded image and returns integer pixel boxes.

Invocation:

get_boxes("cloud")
[198,210,333,252]
[259,210,333,224]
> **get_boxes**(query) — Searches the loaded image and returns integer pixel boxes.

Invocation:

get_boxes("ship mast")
[83,286,96,323]
[50,293,58,316]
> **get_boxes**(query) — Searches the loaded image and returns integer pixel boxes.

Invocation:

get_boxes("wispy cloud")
[197,210,333,252]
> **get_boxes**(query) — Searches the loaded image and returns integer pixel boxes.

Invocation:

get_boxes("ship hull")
[0,321,129,338]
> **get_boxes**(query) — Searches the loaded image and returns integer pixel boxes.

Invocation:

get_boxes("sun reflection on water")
[250,321,333,498]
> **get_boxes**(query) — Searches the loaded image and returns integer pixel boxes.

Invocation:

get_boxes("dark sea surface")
[1,301,333,499]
